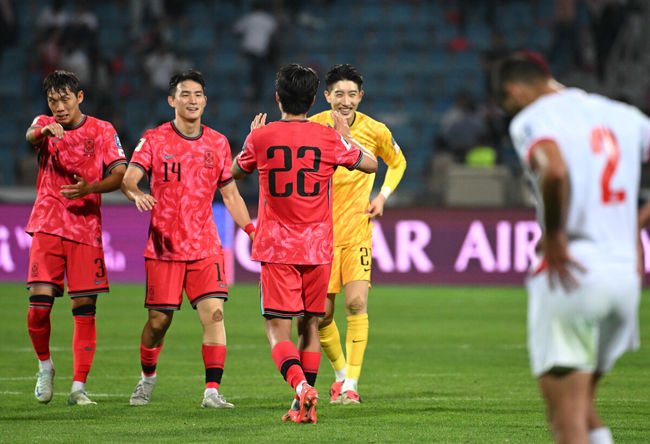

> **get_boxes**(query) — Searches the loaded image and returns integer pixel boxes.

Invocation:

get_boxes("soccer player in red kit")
[122,70,255,409]
[25,70,127,406]
[232,63,378,423]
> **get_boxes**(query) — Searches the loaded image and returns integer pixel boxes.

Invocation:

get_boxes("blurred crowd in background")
[0,0,647,206]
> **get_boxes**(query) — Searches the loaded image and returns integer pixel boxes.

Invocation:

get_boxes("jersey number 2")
[590,127,625,204]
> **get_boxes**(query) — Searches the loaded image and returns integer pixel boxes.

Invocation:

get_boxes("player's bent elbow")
[358,157,378,174]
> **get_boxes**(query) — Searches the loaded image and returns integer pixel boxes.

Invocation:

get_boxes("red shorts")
[259,262,331,318]
[27,232,109,297]
[145,254,228,310]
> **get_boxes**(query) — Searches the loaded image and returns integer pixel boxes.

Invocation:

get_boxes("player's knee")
[72,304,96,316]
[212,308,224,322]
[345,295,366,315]
[319,312,334,328]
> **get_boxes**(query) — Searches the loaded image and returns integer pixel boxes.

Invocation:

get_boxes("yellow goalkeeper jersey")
[309,110,406,246]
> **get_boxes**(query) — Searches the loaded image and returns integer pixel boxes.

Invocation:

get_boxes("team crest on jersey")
[31,262,39,277]
[204,150,214,168]
[84,139,95,157]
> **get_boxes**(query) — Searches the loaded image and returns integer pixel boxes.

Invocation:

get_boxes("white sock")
[335,366,346,382]
[204,387,218,397]
[141,372,156,384]
[39,359,54,371]
[589,427,613,444]
[295,380,307,395]
[71,380,85,393]
[341,378,358,392]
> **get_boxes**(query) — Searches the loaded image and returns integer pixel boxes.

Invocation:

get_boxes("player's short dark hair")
[491,52,551,102]
[325,64,364,91]
[43,70,82,96]
[168,69,206,97]
[275,63,319,115]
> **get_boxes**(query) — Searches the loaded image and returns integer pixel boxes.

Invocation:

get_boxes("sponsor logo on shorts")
[219,284,227,288]
[31,263,39,277]
[148,286,155,300]
[95,278,106,285]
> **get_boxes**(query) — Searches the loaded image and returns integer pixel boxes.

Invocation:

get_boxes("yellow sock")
[319,320,346,372]
[345,313,369,381]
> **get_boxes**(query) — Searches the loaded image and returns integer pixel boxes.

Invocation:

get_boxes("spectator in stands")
[143,37,189,92]
[587,0,627,81]
[0,0,17,62]
[233,1,278,104]
[35,0,70,43]
[548,0,584,77]
[129,0,164,39]
[439,91,489,163]
[68,0,98,51]
[59,37,91,86]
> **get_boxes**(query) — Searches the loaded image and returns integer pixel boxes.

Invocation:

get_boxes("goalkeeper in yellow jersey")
[309,64,407,404]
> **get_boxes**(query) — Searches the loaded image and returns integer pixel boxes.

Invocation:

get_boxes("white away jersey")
[510,88,650,264]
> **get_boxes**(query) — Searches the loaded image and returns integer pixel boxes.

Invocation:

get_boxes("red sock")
[202,344,226,390]
[271,341,306,390]
[72,315,96,382]
[299,350,321,387]
[27,296,54,360]
[141,344,163,376]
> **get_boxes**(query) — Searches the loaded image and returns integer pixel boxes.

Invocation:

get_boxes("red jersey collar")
[171,120,203,140]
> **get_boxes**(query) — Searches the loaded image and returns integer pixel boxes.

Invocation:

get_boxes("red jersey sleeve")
[235,133,257,174]
[100,122,128,173]
[31,115,52,152]
[218,139,235,188]
[129,134,154,175]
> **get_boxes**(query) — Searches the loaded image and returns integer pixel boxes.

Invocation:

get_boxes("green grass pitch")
[1,283,649,443]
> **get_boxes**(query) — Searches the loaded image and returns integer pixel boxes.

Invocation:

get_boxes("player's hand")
[250,113,267,131]
[41,123,65,139]
[248,231,255,241]
[637,233,645,276]
[367,194,386,219]
[332,111,352,139]
[133,192,157,212]
[60,175,93,199]
[543,233,586,292]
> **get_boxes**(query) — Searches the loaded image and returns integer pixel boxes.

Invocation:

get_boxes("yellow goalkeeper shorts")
[327,240,372,294]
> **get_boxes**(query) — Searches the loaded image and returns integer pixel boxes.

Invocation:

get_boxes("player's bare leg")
[539,370,592,444]
[341,280,369,404]
[319,292,348,402]
[130,310,173,406]
[196,298,233,408]
[266,316,318,423]
[28,285,57,403]
[586,373,613,444]
[67,294,98,406]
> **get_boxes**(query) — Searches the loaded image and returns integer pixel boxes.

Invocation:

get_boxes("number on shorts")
[590,127,625,204]
[215,262,223,282]
[360,247,370,272]
[94,258,106,278]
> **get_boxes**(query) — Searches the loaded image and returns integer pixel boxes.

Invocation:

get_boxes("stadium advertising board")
[3,205,650,285]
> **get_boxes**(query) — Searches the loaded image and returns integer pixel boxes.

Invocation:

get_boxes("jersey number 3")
[590,127,625,204]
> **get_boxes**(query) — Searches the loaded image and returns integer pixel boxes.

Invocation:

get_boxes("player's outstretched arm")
[26,122,64,145]
[121,165,157,212]
[219,181,255,240]
[60,164,126,199]
[331,111,377,173]
[368,150,407,218]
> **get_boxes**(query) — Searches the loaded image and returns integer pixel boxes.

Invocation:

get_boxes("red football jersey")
[26,114,127,247]
[129,121,234,261]
[236,120,364,265]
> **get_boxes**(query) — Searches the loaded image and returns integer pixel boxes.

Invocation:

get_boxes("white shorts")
[526,260,640,377]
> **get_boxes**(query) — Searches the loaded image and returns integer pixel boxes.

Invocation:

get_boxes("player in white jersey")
[493,53,650,444]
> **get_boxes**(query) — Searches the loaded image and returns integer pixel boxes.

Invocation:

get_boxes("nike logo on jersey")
[164,154,177,159]
[95,279,106,285]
